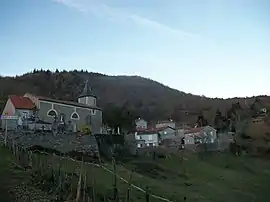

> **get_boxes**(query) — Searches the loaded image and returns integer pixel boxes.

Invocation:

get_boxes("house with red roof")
[134,125,177,148]
[1,80,103,133]
[135,118,148,130]
[183,125,217,144]
[1,95,36,129]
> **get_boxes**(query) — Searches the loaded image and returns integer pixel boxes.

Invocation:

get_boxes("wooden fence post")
[92,179,96,202]
[12,140,15,155]
[145,186,150,202]
[83,173,87,202]
[126,170,133,202]
[112,157,118,201]
[75,158,84,202]
[28,151,32,168]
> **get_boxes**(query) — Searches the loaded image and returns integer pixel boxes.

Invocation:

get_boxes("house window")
[148,135,153,141]
[93,99,96,105]
[71,112,80,120]
[92,109,96,115]
[47,109,57,117]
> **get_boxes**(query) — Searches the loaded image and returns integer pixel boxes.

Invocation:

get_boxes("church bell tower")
[78,80,97,107]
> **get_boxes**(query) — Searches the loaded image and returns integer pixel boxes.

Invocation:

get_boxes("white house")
[134,130,159,148]
[158,126,176,140]
[135,118,148,130]
[184,125,217,145]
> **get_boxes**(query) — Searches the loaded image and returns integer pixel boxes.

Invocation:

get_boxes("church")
[1,81,103,134]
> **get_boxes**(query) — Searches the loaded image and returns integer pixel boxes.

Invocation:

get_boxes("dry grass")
[1,143,270,202]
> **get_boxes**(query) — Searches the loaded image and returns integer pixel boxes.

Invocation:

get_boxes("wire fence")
[1,138,176,202]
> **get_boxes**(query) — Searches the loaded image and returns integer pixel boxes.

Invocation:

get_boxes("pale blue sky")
[0,0,269,98]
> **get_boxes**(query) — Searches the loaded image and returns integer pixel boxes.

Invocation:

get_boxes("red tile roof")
[184,127,204,134]
[9,95,36,110]
[136,126,175,133]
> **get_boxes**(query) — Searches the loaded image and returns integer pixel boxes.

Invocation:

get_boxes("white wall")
[135,132,158,147]
[1,99,16,129]
[184,132,200,144]
[135,119,148,129]
[78,96,96,107]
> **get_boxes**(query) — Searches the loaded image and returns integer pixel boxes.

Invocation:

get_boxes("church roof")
[9,95,36,110]
[36,95,101,110]
[78,80,96,98]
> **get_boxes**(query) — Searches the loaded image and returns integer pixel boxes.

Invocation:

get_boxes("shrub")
[81,125,91,135]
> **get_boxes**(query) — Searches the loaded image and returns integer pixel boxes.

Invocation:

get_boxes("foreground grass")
[0,146,52,202]
[0,145,27,202]
[40,151,270,202]
[2,145,270,202]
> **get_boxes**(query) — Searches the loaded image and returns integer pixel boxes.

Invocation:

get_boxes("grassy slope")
[1,145,270,202]
[42,152,270,202]
[0,146,26,202]
[0,146,52,202]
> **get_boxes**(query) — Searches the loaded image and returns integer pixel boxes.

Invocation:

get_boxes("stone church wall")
[37,100,102,134]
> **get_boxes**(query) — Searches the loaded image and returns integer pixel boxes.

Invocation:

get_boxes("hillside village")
[1,1,270,200]
[0,82,270,202]
[0,77,269,155]
[0,74,270,202]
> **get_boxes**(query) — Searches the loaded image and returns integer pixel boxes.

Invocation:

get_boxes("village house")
[1,80,103,134]
[135,118,148,130]
[183,125,217,145]
[158,126,176,140]
[134,129,159,148]
[156,120,176,129]
[134,125,179,148]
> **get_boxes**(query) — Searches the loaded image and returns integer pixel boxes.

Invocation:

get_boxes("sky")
[0,0,269,98]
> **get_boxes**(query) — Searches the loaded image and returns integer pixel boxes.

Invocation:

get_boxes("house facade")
[184,126,217,144]
[134,131,159,148]
[158,126,176,140]
[135,118,147,130]
[1,80,103,134]
[1,95,36,130]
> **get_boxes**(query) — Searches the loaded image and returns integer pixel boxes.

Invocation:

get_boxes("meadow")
[0,144,270,202]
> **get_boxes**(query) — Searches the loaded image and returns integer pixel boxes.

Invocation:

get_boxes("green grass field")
[0,145,26,201]
[39,151,270,202]
[0,146,52,202]
[1,145,270,202]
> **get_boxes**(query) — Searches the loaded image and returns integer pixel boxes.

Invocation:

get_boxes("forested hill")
[0,69,269,125]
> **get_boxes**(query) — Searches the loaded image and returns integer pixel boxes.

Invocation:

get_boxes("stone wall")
[0,131,98,155]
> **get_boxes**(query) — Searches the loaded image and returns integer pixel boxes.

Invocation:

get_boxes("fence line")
[35,149,175,202]
[1,139,175,202]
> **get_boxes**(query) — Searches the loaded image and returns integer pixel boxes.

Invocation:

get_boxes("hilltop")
[0,69,270,125]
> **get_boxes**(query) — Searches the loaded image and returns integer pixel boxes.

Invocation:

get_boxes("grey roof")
[78,80,96,98]
[37,96,101,110]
